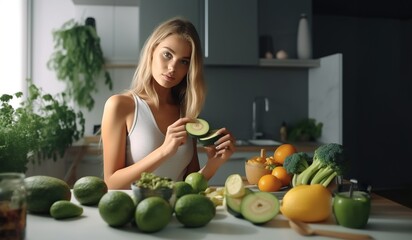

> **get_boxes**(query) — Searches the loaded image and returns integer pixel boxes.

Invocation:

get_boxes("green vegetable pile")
[134,172,174,190]
[284,143,346,187]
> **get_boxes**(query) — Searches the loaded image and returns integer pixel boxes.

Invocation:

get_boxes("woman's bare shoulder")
[104,93,135,114]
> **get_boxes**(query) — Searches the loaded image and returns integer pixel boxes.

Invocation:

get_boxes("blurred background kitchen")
[0,0,411,207]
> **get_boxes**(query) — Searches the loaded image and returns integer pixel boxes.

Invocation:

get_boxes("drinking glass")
[0,173,26,240]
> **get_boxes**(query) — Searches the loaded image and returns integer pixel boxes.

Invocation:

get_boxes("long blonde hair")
[130,17,206,118]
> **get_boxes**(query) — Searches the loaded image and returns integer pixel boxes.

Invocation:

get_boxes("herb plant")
[48,18,112,111]
[288,118,323,142]
[0,81,85,173]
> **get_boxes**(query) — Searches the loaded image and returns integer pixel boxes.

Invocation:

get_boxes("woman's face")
[151,34,192,90]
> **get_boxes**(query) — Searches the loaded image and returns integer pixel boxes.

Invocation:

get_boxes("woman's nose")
[168,60,176,71]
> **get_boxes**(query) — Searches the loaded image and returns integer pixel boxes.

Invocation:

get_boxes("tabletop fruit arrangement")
[21,119,371,236]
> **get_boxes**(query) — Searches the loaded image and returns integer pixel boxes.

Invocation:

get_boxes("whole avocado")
[25,175,71,214]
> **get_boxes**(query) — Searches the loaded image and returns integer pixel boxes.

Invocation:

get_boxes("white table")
[26,190,412,240]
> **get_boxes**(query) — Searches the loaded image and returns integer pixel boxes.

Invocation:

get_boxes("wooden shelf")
[72,0,138,6]
[104,59,137,69]
[259,58,320,68]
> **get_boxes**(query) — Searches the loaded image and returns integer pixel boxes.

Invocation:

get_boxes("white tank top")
[126,93,194,181]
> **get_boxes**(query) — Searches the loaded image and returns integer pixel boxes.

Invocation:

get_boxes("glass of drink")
[0,173,26,240]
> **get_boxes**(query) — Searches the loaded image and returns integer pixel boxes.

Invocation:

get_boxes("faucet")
[252,97,269,139]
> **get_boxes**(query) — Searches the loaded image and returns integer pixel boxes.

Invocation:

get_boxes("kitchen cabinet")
[139,0,258,66]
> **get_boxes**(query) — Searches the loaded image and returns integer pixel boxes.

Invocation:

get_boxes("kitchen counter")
[198,141,321,153]
[26,190,412,240]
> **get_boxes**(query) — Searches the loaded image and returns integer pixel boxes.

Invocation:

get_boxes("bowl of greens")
[131,172,174,202]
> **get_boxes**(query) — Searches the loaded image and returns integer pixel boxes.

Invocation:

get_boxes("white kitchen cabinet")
[139,0,258,66]
[73,4,139,66]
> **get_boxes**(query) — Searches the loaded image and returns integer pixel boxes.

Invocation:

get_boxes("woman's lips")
[163,73,174,81]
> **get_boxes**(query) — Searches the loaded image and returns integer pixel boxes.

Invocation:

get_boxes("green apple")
[333,191,371,229]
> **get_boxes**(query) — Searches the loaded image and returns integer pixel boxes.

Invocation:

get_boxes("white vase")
[297,13,312,59]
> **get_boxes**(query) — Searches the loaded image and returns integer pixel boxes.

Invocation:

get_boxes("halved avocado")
[240,192,280,224]
[198,130,222,146]
[226,188,252,218]
[185,118,209,138]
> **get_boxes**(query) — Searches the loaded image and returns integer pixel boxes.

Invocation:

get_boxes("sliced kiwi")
[240,192,280,224]
[198,130,222,146]
[185,118,210,138]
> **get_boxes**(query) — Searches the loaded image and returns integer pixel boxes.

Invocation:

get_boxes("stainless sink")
[248,139,282,146]
[236,139,282,146]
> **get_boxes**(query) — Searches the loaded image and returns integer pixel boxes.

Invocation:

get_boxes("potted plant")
[47,17,112,111]
[0,81,85,173]
[288,118,323,142]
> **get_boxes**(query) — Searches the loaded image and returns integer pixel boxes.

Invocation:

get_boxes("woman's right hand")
[160,117,192,157]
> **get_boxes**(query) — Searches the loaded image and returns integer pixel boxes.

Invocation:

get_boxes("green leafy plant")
[0,81,85,173]
[48,18,112,111]
[288,118,323,142]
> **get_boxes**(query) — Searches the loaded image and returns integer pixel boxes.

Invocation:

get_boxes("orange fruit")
[273,144,297,165]
[257,174,282,192]
[272,166,292,187]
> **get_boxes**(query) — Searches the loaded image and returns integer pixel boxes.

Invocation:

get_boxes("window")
[0,0,29,98]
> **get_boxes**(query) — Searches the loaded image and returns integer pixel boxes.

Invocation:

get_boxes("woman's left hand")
[203,128,236,166]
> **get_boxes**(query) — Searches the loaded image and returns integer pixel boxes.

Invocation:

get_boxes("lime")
[174,181,193,198]
[98,191,135,227]
[174,194,216,227]
[135,196,172,233]
[50,200,83,219]
[185,172,208,193]
[73,176,108,206]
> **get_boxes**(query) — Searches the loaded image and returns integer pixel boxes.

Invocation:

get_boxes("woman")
[101,17,235,189]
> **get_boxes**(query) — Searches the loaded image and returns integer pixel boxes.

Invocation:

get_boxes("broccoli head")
[283,152,310,175]
[296,143,346,187]
[313,143,345,174]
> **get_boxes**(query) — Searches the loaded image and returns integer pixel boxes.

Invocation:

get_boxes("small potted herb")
[288,118,323,142]
[0,80,85,173]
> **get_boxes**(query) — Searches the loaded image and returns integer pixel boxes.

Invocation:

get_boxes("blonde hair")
[130,17,206,118]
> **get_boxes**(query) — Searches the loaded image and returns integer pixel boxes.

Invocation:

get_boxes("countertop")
[26,190,412,240]
[232,141,320,153]
[79,136,320,153]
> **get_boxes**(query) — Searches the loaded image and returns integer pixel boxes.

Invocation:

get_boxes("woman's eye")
[162,52,172,59]
[180,59,190,65]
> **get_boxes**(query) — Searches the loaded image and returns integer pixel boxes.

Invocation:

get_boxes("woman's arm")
[101,94,137,189]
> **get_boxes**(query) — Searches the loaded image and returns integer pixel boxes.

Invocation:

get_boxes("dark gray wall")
[258,0,312,59]
[197,0,313,142]
[200,67,309,141]
[313,15,412,189]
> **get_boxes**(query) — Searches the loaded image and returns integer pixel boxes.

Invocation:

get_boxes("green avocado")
[185,118,210,138]
[198,130,222,146]
[240,192,280,224]
[25,175,72,214]
[50,200,83,219]
[225,188,253,218]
